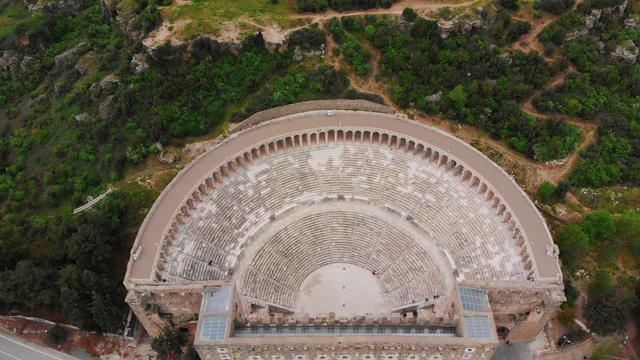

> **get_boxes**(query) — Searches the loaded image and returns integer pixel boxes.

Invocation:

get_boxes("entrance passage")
[294,263,388,317]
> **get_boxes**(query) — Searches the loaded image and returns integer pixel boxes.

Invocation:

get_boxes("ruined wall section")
[196,342,497,360]
[126,282,223,336]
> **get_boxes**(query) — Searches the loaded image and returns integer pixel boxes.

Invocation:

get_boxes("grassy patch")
[576,187,640,215]
[162,0,299,37]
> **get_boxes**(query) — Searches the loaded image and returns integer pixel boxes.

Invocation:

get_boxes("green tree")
[151,326,184,360]
[45,324,68,345]
[500,0,520,10]
[585,288,636,336]
[581,209,615,245]
[402,7,418,22]
[538,181,556,202]
[448,85,468,110]
[616,210,640,239]
[364,25,376,40]
[89,291,122,333]
[555,225,590,267]
[565,99,583,116]
[588,270,614,294]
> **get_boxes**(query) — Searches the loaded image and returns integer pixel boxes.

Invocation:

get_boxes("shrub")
[296,0,328,12]
[538,181,557,202]
[500,0,520,10]
[540,0,576,14]
[151,326,184,360]
[402,7,418,22]
[45,324,68,345]
[557,307,577,326]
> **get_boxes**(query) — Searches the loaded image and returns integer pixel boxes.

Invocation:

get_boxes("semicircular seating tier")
[155,128,538,310]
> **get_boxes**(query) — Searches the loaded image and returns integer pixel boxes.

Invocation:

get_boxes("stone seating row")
[163,142,519,291]
[243,268,297,307]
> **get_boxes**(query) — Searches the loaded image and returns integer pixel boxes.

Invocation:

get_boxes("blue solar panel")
[465,316,493,339]
[205,286,232,313]
[200,316,229,341]
[459,286,490,313]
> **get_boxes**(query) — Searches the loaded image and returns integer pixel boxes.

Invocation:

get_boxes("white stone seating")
[291,151,324,195]
[268,156,303,201]
[245,162,285,212]
[339,146,364,195]
[367,226,413,274]
[350,216,385,267]
[325,212,356,262]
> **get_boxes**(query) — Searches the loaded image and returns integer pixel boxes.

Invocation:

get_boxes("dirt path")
[291,0,477,21]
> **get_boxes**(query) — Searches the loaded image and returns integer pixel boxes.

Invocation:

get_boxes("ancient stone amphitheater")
[124,101,564,360]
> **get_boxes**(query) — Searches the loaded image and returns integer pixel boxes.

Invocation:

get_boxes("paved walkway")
[0,331,81,360]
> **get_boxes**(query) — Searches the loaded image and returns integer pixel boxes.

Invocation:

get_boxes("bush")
[555,180,571,198]
[296,0,328,12]
[557,307,577,326]
[506,20,532,43]
[327,17,346,44]
[151,326,184,360]
[288,28,326,50]
[402,7,418,22]
[540,0,576,14]
[45,324,68,345]
[538,181,557,202]
[500,0,520,10]
[585,288,636,336]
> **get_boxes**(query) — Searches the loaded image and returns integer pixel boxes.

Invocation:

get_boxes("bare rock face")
[99,95,117,120]
[28,0,85,16]
[611,40,639,63]
[100,74,121,91]
[438,21,456,38]
[20,56,39,73]
[75,112,90,122]
[426,91,442,103]
[0,51,20,74]
[55,42,87,68]
[75,51,99,75]
[626,16,640,29]
[130,53,150,74]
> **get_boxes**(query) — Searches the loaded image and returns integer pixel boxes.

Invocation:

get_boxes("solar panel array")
[200,315,229,341]
[205,285,232,313]
[234,325,458,338]
[459,286,490,313]
[464,316,493,339]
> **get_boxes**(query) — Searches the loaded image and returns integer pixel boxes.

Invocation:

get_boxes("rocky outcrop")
[130,53,150,74]
[426,91,442,103]
[28,0,85,16]
[74,51,98,75]
[75,113,90,122]
[292,45,324,62]
[99,95,117,120]
[55,42,87,68]
[0,51,20,74]
[611,40,639,63]
[625,15,640,29]
[100,74,121,91]
[437,18,487,38]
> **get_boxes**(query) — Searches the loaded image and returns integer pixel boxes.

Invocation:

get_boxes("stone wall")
[126,283,213,337]
[196,341,497,360]
[486,286,564,342]
[230,100,394,134]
